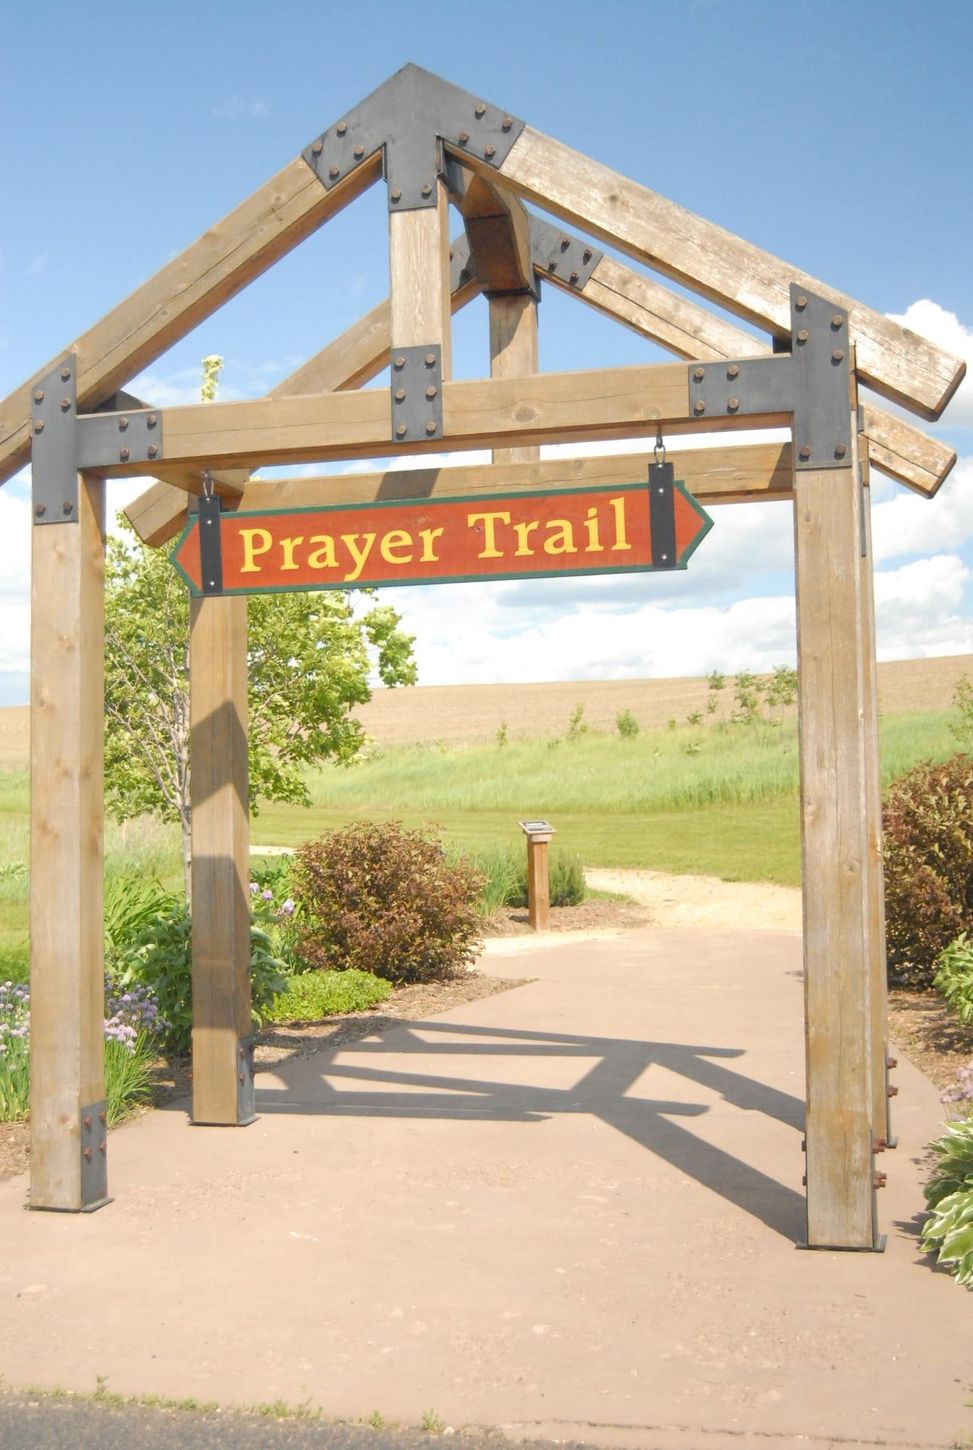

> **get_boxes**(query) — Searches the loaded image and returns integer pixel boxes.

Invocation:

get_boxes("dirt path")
[587,866,803,931]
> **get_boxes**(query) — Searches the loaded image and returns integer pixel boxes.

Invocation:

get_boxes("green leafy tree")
[105,526,416,896]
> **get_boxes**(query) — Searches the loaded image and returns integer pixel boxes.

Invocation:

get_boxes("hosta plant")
[934,932,973,1027]
[921,1116,973,1288]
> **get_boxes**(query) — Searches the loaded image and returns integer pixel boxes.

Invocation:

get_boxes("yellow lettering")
[467,511,510,559]
[239,528,272,574]
[609,495,631,551]
[418,526,444,562]
[307,535,338,570]
[583,506,604,553]
[513,520,539,557]
[543,519,577,556]
[280,535,305,571]
[380,529,414,565]
[341,532,376,582]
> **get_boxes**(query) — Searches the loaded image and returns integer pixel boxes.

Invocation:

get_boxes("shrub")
[291,822,484,984]
[921,1116,973,1287]
[935,933,973,1027]
[566,703,588,741]
[509,848,586,909]
[267,969,391,1023]
[882,753,973,988]
[461,844,522,917]
[615,709,639,739]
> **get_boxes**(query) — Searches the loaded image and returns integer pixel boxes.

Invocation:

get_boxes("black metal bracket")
[686,287,852,471]
[302,64,524,212]
[648,460,677,568]
[30,358,164,519]
[391,345,443,442]
[237,1035,256,1124]
[529,216,603,290]
[195,493,225,595]
[79,1100,109,1210]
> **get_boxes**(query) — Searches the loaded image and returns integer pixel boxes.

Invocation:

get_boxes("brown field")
[0,654,968,764]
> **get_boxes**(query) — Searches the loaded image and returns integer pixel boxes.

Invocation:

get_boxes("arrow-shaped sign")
[171,470,712,597]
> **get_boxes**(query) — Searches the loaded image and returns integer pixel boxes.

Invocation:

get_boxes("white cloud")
[871,455,973,563]
[887,299,973,429]
[211,97,269,120]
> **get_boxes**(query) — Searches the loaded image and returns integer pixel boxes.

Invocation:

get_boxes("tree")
[104,524,417,897]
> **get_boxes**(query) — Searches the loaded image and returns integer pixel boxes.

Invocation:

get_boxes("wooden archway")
[0,65,964,1249]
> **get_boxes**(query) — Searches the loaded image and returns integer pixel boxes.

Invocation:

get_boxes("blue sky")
[1,0,971,699]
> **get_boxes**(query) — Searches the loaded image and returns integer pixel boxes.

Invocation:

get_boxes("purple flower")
[278,899,295,916]
[249,883,259,895]
[261,889,273,901]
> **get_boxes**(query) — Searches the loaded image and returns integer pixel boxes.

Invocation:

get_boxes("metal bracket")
[390,345,443,442]
[237,1035,256,1124]
[30,359,79,524]
[77,405,162,472]
[80,1100,109,1209]
[197,493,224,595]
[686,287,852,471]
[302,64,524,212]
[648,460,676,568]
[529,216,603,290]
[449,233,474,292]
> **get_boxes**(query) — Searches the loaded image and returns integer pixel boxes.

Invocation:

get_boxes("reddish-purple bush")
[882,753,973,989]
[291,821,484,985]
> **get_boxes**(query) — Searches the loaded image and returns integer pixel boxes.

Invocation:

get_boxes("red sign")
[171,480,712,596]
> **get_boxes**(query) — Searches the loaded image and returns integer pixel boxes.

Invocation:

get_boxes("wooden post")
[388,182,452,376]
[490,293,539,466]
[794,459,876,1249]
[520,823,554,932]
[189,593,253,1125]
[858,453,894,1148]
[29,473,108,1211]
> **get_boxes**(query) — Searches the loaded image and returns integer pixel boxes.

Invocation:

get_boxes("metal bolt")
[458,131,470,145]
[693,366,705,381]
[390,188,402,203]
[328,165,340,180]
[799,444,811,460]
[887,1084,899,1097]
[238,1074,245,1085]
[147,444,158,460]
[425,385,437,400]
[693,400,706,415]
[727,364,739,379]
[62,501,72,515]
[727,396,740,412]
[311,139,323,155]
[560,238,570,251]
[801,1174,807,1186]
[33,421,44,434]
[873,1172,887,1189]
[99,1111,106,1125]
[83,1115,93,1130]
[33,389,44,403]
[61,367,71,381]
[147,414,157,427]
[831,314,843,329]
[832,348,845,363]
[119,447,130,462]
[421,183,432,197]
[797,329,809,343]
[34,504,46,518]
[474,103,486,118]
[393,356,406,370]
[83,1147,92,1162]
[834,442,847,458]
[547,260,557,272]
[795,295,808,311]
[396,423,407,438]
[874,1138,887,1153]
[501,116,513,131]
[425,353,436,367]
[425,420,438,435]
[354,145,365,159]
[394,388,405,402]
[583,248,592,263]
[484,144,496,159]
[887,1056,898,1069]
[119,416,129,431]
[99,1140,106,1154]
[61,397,71,411]
[570,271,580,284]
[336,121,347,136]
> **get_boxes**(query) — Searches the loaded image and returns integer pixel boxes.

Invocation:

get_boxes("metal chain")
[201,469,215,499]
[654,426,666,466]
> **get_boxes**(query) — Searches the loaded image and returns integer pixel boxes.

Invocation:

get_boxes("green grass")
[267,969,392,1022]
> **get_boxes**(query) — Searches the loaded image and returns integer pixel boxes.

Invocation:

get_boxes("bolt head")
[328,165,340,180]
[83,1147,92,1162]
[425,420,438,435]
[60,367,71,381]
[147,414,157,427]
[831,314,844,329]
[393,356,406,370]
[727,364,739,379]
[547,259,557,272]
[390,188,402,203]
[795,295,808,310]
[99,1140,107,1153]
[336,121,347,136]
[119,447,130,462]
[799,444,811,460]
[33,389,44,403]
[484,144,496,158]
[61,397,71,411]
[425,353,437,367]
[458,131,470,145]
[34,504,46,518]
[474,103,486,118]
[421,183,432,197]
[311,139,323,155]
[118,416,129,431]
[33,420,44,434]
[425,385,437,399]
[354,145,364,159]
[583,248,592,263]
[502,116,513,131]
[727,396,740,411]
[693,367,705,381]
[83,1116,93,1131]
[797,329,809,343]
[62,501,73,515]
[570,271,579,284]
[394,388,405,402]
[395,423,407,438]
[831,348,844,363]
[147,444,158,460]
[834,442,847,458]
[693,400,706,415]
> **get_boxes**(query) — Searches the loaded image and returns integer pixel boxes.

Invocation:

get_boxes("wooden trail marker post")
[5,65,963,1247]
[520,821,555,932]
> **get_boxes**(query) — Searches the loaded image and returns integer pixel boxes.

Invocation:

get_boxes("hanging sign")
[171,467,712,597]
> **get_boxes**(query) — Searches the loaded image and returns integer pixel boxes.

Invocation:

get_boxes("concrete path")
[0,927,969,1450]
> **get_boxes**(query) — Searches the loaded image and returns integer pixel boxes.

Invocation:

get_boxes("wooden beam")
[29,477,107,1211]
[99,362,777,475]
[490,293,540,465]
[795,440,876,1248]
[448,162,533,293]
[211,443,795,515]
[557,253,956,497]
[189,594,252,1127]
[0,154,383,487]
[389,182,453,377]
[478,128,966,419]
